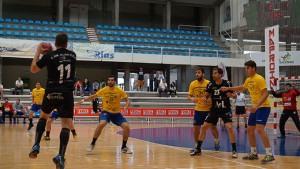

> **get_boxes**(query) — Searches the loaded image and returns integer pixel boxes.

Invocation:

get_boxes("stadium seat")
[42,21,48,25]
[58,28,64,32]
[196,54,201,56]
[212,43,218,47]
[126,32,132,36]
[52,34,57,38]
[63,23,70,27]
[206,43,212,47]
[65,28,71,33]
[66,34,72,39]
[106,31,112,35]
[162,40,168,44]
[122,38,129,42]
[149,51,155,54]
[152,34,158,38]
[123,26,129,30]
[71,23,77,27]
[49,22,55,26]
[133,32,138,37]
[183,36,189,40]
[205,49,211,53]
[129,38,135,43]
[190,36,195,40]
[79,29,86,33]
[110,26,116,29]
[211,49,217,53]
[114,37,121,42]
[101,37,107,41]
[136,38,142,43]
[44,33,50,38]
[119,32,125,36]
[78,24,84,27]
[12,19,19,23]
[43,27,50,31]
[36,27,42,31]
[177,35,183,39]
[165,35,171,39]
[155,40,161,44]
[28,32,35,37]
[139,33,145,37]
[186,30,191,34]
[13,25,19,29]
[183,53,189,56]
[142,51,148,54]
[169,40,174,45]
[0,30,4,35]
[98,30,105,34]
[208,37,214,41]
[146,33,151,38]
[149,39,155,44]
[142,39,148,43]
[5,25,12,29]
[72,29,78,33]
[171,35,176,39]
[0,18,4,22]
[148,28,154,32]
[163,52,169,55]
[200,42,206,46]
[197,32,203,35]
[117,26,122,30]
[129,27,135,31]
[203,32,209,36]
[218,49,224,53]
[51,28,57,32]
[154,28,160,32]
[37,33,43,37]
[172,47,179,51]
[156,52,161,55]
[115,50,120,53]
[108,37,114,41]
[136,27,142,31]
[190,53,195,56]
[179,30,185,34]
[187,42,193,46]
[28,20,34,24]
[181,41,187,45]
[202,54,208,57]
[202,37,207,41]
[192,31,197,35]
[193,42,200,46]
[21,32,28,37]
[142,28,148,31]
[56,22,63,26]
[20,19,26,24]
[35,21,41,24]
[135,51,141,54]
[167,30,173,33]
[74,35,80,39]
[175,41,180,45]
[81,35,88,40]
[159,34,164,38]
[121,50,127,53]
[5,19,12,22]
[209,55,215,57]
[222,55,228,58]
[13,31,20,36]
[161,29,167,33]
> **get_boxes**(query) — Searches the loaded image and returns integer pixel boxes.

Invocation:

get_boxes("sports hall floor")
[1,122,300,169]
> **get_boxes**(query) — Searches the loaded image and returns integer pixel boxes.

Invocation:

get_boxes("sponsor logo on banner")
[168,110,179,115]
[181,110,192,115]
[73,43,114,59]
[77,108,89,114]
[143,110,154,115]
[156,110,166,115]
[280,52,294,64]
[130,109,141,115]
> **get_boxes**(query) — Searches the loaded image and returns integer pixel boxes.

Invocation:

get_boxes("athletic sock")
[122,140,127,149]
[196,141,203,150]
[29,118,33,125]
[91,138,97,145]
[266,147,273,156]
[34,118,47,146]
[231,143,237,152]
[251,147,257,155]
[46,131,50,137]
[59,128,70,158]
[71,129,77,136]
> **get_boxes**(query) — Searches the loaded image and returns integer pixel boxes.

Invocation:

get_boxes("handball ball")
[41,42,52,54]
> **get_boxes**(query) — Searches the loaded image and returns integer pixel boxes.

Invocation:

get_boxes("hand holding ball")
[40,42,52,54]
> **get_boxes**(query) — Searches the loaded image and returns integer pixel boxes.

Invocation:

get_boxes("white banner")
[73,43,114,59]
[265,25,279,90]
[218,62,228,80]
[250,51,300,66]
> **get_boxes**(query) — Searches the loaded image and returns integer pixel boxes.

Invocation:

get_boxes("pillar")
[57,0,64,23]
[124,63,130,91]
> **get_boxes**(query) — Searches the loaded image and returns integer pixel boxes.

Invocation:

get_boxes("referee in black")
[28,33,76,169]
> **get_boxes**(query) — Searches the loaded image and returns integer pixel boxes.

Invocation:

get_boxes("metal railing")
[219,24,244,55]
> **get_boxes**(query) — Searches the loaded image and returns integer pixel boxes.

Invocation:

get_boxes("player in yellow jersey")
[28,81,45,130]
[75,75,132,154]
[188,67,220,152]
[42,109,78,141]
[220,60,274,163]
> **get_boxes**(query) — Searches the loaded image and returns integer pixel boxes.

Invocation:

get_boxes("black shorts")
[41,89,74,118]
[205,110,233,124]
[236,106,246,115]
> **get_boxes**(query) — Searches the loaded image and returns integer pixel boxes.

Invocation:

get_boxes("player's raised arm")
[220,85,247,92]
[75,94,98,106]
[31,43,50,73]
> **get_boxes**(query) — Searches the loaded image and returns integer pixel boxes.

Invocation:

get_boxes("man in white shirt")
[233,92,247,128]
[0,83,3,100]
[15,77,24,95]
[159,79,168,97]
[157,71,165,82]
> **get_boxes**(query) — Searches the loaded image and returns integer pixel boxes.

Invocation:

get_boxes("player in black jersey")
[90,98,102,123]
[28,33,76,169]
[190,68,238,158]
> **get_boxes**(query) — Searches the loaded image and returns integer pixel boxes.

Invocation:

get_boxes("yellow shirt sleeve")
[0,102,2,107]
[258,77,267,91]
[96,88,104,97]
[188,82,194,96]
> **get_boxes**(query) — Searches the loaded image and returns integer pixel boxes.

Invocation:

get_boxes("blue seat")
[142,51,148,54]
[164,47,172,51]
[122,38,128,42]
[101,37,107,41]
[63,23,70,27]
[12,19,19,23]
[52,34,57,38]
[192,31,197,35]
[13,25,20,29]
[116,26,122,30]
[222,55,228,58]
[42,21,48,25]
[163,52,169,55]
[36,27,42,31]
[149,28,154,32]
[211,49,217,53]
[126,32,132,36]
[78,24,84,27]
[205,49,211,53]
[155,40,161,44]
[212,43,218,47]
[187,42,193,46]
[142,39,148,43]
[175,41,180,45]
[198,32,203,35]
[136,27,142,31]
[74,35,80,39]
[119,32,125,36]
[162,40,168,44]
[98,30,105,34]
[106,31,112,35]
[190,36,195,40]
[49,22,55,26]
[58,28,64,32]
[198,48,204,52]
[28,32,35,37]
[200,42,206,46]
[173,30,179,34]
[115,50,120,53]
[28,20,34,24]
[202,37,207,41]
[150,51,155,54]
[176,53,182,56]
[115,37,121,42]
[110,26,116,29]
[139,33,145,37]
[191,48,198,52]
[194,42,200,46]
[51,28,57,32]
[196,54,201,56]
[5,19,12,22]
[37,33,43,37]
[81,35,88,40]
[181,41,187,45]
[142,28,148,31]
[203,32,209,36]
[183,53,189,56]
[159,34,164,38]
[206,43,212,47]
[161,29,167,33]
[208,37,214,41]
[179,30,185,34]
[129,27,135,31]
[129,38,135,43]
[190,53,195,56]
[72,29,78,33]
[71,23,77,27]
[177,35,183,39]
[108,37,114,41]
[121,50,127,53]
[209,55,215,57]
[44,33,50,38]
[123,26,129,30]
[0,30,4,35]
[5,25,12,29]
[154,28,160,32]
[152,34,158,38]
[21,32,28,36]
[136,38,142,43]
[183,36,189,40]
[169,53,175,55]
[202,54,208,57]
[169,41,174,45]
[135,51,141,54]
[186,30,191,34]
[56,22,63,26]
[20,20,26,24]
[146,33,151,38]
[79,29,86,33]
[13,31,20,36]
[65,28,71,32]
[195,37,201,40]
[171,35,177,39]
[35,21,41,24]
[149,39,155,43]
[172,47,179,51]
[167,30,173,33]
[133,32,138,37]
[156,52,161,55]
[43,27,50,31]
[165,34,171,39]
[218,49,224,53]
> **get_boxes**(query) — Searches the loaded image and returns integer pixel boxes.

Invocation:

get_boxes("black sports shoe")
[28,124,34,131]
[190,149,201,156]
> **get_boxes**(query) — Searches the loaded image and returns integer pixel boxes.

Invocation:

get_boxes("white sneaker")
[87,144,95,152]
[232,151,238,158]
[121,147,133,154]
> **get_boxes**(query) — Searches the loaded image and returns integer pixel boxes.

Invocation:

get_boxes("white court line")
[114,130,267,169]
[177,167,238,169]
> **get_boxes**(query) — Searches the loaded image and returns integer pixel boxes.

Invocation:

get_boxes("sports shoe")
[190,149,201,156]
[53,155,65,169]
[190,145,197,153]
[261,154,275,163]
[42,136,50,141]
[29,145,40,159]
[242,152,259,160]
[73,135,78,141]
[28,124,34,131]
[232,151,238,158]
[214,140,220,151]
[87,144,95,152]
[121,147,133,154]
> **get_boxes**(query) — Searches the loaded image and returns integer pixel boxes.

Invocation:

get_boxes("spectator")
[82,78,92,96]
[157,71,165,82]
[0,83,3,100]
[13,99,27,123]
[15,77,24,95]
[74,79,82,96]
[3,98,14,123]
[92,80,100,94]
[153,72,159,92]
[159,79,168,97]
[137,67,145,91]
[100,79,106,89]
[169,82,177,97]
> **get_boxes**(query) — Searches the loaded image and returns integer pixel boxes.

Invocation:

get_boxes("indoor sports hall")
[0,0,300,169]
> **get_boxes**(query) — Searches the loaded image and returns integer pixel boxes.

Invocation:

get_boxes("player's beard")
[197,76,203,81]
[108,83,115,87]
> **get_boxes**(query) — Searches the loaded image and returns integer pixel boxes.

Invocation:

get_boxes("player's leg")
[70,122,78,140]
[8,111,13,123]
[278,110,289,138]
[120,122,133,154]
[290,110,300,134]
[192,111,208,151]
[225,122,237,157]
[243,113,248,128]
[28,105,38,130]
[210,124,220,151]
[87,120,107,152]
[243,112,258,160]
[13,110,17,123]
[190,122,212,156]
[44,118,55,140]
